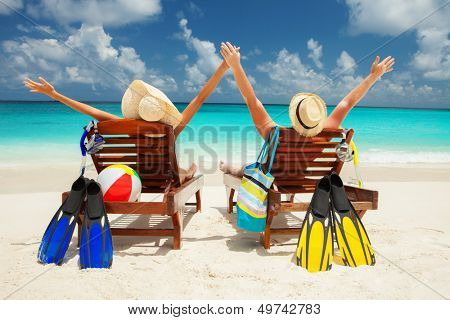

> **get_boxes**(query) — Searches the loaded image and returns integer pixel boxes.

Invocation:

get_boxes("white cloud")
[256,48,437,105]
[257,49,329,96]
[26,0,162,27]
[249,48,262,56]
[17,23,56,35]
[345,0,439,35]
[175,54,189,62]
[328,70,440,104]
[117,47,146,75]
[344,0,450,80]
[1,24,177,91]
[177,18,222,92]
[184,64,207,91]
[411,27,450,80]
[16,24,30,32]
[36,25,56,35]
[0,0,22,14]
[307,38,323,69]
[2,1,174,95]
[65,66,92,83]
[333,50,357,75]
[66,25,118,62]
[369,76,440,103]
[187,1,204,18]
[3,38,70,63]
[242,47,262,61]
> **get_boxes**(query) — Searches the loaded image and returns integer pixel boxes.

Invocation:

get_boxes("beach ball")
[97,164,142,202]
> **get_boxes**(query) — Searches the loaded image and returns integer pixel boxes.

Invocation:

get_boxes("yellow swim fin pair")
[295,173,375,272]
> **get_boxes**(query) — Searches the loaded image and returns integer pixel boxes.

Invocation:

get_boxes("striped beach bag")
[237,126,280,232]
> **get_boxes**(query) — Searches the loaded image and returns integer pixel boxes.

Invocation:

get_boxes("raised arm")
[24,77,120,121]
[174,60,229,137]
[221,42,275,138]
[324,56,395,129]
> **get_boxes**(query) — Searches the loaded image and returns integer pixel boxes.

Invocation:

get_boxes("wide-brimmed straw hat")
[289,93,327,137]
[121,80,182,127]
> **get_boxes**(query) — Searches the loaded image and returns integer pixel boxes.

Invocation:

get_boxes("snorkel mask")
[335,128,363,187]
[79,121,105,175]
[336,141,354,162]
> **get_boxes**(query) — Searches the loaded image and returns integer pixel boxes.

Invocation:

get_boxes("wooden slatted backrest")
[88,119,181,193]
[265,127,353,194]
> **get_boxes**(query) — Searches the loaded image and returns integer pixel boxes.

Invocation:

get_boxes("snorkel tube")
[79,124,90,176]
[349,140,363,187]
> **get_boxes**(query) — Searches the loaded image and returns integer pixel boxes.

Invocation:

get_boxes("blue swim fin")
[79,180,113,269]
[38,177,87,265]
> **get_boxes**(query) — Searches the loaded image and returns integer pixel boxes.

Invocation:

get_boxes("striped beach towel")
[237,127,280,232]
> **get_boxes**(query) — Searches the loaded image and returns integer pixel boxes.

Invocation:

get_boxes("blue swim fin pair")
[37,177,113,269]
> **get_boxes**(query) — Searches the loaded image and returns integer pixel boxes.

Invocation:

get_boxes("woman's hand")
[325,55,395,129]
[24,77,56,97]
[219,59,229,71]
[220,42,241,70]
[370,56,395,80]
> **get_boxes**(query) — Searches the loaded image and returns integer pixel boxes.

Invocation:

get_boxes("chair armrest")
[167,175,204,213]
[223,173,242,190]
[268,185,378,214]
[344,185,379,210]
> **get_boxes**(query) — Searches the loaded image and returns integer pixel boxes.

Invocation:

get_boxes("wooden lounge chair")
[223,127,378,249]
[63,119,203,249]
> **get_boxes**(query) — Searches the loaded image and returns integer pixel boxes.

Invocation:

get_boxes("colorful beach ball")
[97,164,142,202]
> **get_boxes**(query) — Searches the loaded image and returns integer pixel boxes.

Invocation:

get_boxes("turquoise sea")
[1,101,450,167]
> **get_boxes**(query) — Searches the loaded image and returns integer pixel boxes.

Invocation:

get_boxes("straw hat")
[121,80,182,127]
[289,93,327,137]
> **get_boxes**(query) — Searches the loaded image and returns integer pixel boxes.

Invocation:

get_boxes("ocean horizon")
[1,101,450,167]
[2,100,450,110]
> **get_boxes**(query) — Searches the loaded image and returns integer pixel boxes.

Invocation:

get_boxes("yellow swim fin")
[295,177,333,272]
[329,173,375,267]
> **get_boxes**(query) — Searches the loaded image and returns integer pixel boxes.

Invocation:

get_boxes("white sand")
[1,164,449,300]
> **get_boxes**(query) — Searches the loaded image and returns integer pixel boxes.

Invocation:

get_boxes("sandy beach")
[1,163,449,300]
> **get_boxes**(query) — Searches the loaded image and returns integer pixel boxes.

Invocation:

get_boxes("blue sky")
[0,0,448,108]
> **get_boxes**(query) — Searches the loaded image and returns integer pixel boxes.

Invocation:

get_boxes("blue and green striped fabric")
[237,127,280,232]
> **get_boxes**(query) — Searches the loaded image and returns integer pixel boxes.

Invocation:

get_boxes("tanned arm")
[324,56,395,129]
[175,60,229,137]
[24,77,120,121]
[220,42,275,138]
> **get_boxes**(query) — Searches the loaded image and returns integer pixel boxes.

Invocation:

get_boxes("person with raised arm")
[219,41,395,176]
[24,59,232,182]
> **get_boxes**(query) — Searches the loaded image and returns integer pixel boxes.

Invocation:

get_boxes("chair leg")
[356,210,367,219]
[260,213,274,249]
[288,194,295,203]
[172,211,182,250]
[195,190,201,212]
[260,230,271,249]
[226,187,235,213]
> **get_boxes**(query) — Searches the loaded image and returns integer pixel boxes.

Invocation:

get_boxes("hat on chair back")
[289,92,327,137]
[121,80,182,127]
